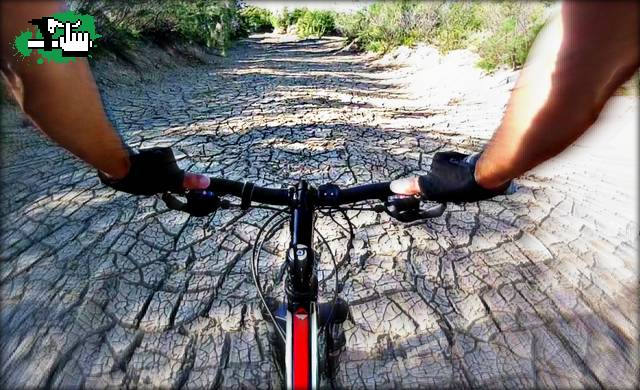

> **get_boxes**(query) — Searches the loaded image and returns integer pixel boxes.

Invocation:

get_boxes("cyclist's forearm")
[15,59,130,178]
[475,1,639,189]
[475,67,602,189]
[1,1,130,179]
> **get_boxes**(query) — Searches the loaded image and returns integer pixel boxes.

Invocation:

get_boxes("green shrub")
[435,2,484,52]
[165,1,241,50]
[289,8,309,26]
[475,3,546,71]
[334,10,367,41]
[69,1,141,54]
[615,71,639,96]
[296,10,335,38]
[270,7,288,30]
[69,0,244,55]
[336,1,440,53]
[359,2,413,52]
[240,6,273,33]
[333,1,549,70]
[271,7,308,31]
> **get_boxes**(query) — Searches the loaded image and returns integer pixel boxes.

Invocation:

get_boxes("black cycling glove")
[98,147,185,196]
[418,151,510,203]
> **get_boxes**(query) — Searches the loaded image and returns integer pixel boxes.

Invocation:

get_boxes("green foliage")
[68,1,139,54]
[335,1,441,53]
[289,8,309,26]
[68,0,548,71]
[475,3,546,71]
[269,8,286,30]
[69,0,245,55]
[334,10,366,41]
[240,6,273,33]
[271,7,308,30]
[296,10,335,38]
[435,2,484,52]
[615,71,639,96]
[162,1,242,50]
[334,1,549,70]
[269,7,287,29]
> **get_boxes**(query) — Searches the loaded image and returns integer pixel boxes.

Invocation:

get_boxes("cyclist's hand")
[390,151,510,203]
[98,147,209,195]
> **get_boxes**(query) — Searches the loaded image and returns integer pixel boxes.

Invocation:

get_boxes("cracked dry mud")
[1,34,638,389]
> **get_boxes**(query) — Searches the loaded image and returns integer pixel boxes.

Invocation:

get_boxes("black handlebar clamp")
[186,190,220,216]
[317,183,341,206]
[241,182,255,210]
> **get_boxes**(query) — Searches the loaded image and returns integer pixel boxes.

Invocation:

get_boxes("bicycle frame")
[161,176,446,390]
[284,180,318,389]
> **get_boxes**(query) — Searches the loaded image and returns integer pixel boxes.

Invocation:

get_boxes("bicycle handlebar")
[333,182,393,205]
[162,177,446,221]
[207,178,290,206]
[206,178,393,207]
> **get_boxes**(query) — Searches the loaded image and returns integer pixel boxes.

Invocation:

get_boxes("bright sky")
[245,0,375,13]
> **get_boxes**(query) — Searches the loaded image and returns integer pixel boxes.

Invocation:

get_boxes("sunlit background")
[246,0,374,12]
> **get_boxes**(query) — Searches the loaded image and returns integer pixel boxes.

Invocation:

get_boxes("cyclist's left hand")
[99,147,209,195]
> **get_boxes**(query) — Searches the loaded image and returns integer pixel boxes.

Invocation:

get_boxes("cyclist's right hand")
[390,151,511,203]
[98,147,209,196]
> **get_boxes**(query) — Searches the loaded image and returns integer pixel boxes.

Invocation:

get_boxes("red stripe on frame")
[293,307,310,389]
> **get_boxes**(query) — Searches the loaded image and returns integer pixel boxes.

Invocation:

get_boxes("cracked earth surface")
[1,34,638,388]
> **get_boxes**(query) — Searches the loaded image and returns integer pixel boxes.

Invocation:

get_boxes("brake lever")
[162,192,187,211]
[162,190,221,217]
[417,202,447,218]
[384,195,446,223]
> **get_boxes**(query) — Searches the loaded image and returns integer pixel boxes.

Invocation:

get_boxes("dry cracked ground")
[1,34,638,389]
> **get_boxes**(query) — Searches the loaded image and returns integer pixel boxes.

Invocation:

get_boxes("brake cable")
[314,227,340,337]
[234,198,388,342]
[252,208,352,342]
[251,211,288,342]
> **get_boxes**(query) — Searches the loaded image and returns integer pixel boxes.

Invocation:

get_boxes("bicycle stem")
[286,180,318,305]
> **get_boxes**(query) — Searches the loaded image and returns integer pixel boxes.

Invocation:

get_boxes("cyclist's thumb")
[183,173,210,190]
[390,176,421,195]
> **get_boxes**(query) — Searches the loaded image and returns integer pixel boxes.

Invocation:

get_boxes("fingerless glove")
[418,151,510,203]
[98,147,184,195]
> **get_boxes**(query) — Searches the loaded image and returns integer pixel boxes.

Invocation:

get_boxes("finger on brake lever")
[384,195,446,222]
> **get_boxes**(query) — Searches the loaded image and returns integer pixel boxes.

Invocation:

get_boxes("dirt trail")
[1,34,637,388]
